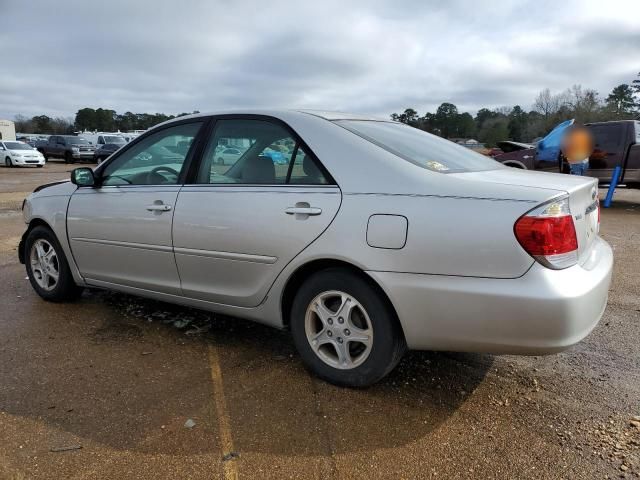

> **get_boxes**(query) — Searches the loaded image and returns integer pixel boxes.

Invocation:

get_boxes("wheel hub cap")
[304,290,374,370]
[29,239,59,291]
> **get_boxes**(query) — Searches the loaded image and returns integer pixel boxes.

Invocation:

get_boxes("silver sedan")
[19,110,613,386]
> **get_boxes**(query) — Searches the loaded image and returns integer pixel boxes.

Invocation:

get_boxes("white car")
[1,141,45,167]
[215,147,243,165]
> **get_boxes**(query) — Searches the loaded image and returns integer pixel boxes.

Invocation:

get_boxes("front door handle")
[146,204,172,212]
[285,207,322,216]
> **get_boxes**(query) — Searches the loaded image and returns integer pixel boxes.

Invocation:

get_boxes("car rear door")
[172,117,341,308]
[66,121,205,295]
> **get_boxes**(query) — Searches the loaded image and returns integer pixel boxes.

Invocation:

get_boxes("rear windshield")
[104,135,126,144]
[335,120,502,173]
[67,137,90,145]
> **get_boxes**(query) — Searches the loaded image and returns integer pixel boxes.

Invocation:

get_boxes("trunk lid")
[451,168,599,263]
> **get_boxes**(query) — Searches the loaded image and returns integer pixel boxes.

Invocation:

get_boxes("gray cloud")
[0,0,638,120]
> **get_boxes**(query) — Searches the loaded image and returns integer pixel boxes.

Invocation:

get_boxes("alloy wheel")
[29,239,60,291]
[304,290,374,370]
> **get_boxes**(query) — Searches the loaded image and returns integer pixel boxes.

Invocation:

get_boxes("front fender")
[23,185,87,286]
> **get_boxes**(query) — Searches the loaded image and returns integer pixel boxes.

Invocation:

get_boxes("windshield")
[104,136,126,144]
[67,137,90,145]
[4,142,33,150]
[335,120,502,173]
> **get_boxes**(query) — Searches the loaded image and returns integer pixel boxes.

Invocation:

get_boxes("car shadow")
[102,291,493,456]
[3,288,492,457]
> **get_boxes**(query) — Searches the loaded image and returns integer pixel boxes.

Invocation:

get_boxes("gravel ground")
[0,163,638,479]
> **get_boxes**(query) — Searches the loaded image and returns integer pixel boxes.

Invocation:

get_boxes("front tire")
[291,268,406,387]
[65,152,75,164]
[25,226,83,302]
[5,157,12,167]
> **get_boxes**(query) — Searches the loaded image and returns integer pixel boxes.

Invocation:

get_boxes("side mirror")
[71,167,97,187]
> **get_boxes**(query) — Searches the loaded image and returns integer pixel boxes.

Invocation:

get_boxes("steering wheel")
[146,165,180,184]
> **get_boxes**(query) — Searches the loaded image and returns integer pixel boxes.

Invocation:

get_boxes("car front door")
[67,121,204,294]
[172,117,341,307]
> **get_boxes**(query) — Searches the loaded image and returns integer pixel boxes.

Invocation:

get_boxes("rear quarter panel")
[284,192,537,279]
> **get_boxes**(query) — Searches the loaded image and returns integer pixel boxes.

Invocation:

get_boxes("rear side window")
[335,120,502,173]
[196,119,330,185]
[589,125,621,152]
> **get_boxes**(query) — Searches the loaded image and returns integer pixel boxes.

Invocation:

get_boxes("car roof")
[153,109,390,128]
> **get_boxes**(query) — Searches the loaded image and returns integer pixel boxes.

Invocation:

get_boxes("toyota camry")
[19,110,613,387]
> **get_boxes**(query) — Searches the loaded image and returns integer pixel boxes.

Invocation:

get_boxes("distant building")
[0,119,16,141]
[448,137,485,149]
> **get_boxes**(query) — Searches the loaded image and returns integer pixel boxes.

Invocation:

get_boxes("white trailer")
[0,120,16,141]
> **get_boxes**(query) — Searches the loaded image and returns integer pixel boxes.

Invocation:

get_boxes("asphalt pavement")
[0,162,638,479]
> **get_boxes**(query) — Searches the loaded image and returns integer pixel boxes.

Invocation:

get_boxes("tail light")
[514,196,578,270]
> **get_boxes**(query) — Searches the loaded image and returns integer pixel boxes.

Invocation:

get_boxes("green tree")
[75,108,97,130]
[391,108,419,126]
[94,108,116,131]
[605,84,636,117]
[478,117,509,147]
[455,112,476,138]
[434,103,458,138]
[507,106,527,141]
[474,108,499,131]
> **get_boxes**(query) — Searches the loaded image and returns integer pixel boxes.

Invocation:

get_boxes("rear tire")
[291,268,406,387]
[25,226,83,302]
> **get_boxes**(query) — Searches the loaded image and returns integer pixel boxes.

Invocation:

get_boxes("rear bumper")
[368,236,613,354]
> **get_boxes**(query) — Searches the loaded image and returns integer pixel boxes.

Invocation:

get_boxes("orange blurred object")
[562,127,595,164]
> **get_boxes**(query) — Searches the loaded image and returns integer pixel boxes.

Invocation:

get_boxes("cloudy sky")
[1,0,638,120]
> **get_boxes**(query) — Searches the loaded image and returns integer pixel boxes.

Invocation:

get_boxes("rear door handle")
[285,207,322,216]
[146,204,172,212]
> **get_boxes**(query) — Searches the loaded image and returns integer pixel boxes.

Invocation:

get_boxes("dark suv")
[39,136,96,163]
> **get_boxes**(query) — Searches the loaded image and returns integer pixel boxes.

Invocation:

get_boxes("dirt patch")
[90,322,144,343]
[0,192,29,211]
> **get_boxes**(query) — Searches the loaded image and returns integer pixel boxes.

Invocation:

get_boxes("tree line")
[390,75,640,147]
[13,108,201,135]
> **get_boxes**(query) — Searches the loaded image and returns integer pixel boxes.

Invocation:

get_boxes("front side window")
[335,120,502,173]
[101,122,202,186]
[197,119,329,185]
